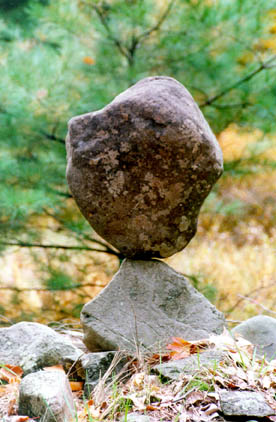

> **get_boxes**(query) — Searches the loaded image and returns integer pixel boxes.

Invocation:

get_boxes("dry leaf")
[43,365,65,372]
[70,381,84,391]
[0,365,23,384]
[262,375,272,389]
[186,391,205,406]
[146,404,159,411]
[167,337,207,360]
[7,396,17,416]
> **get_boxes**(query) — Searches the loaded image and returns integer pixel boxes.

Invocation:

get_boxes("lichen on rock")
[66,76,223,258]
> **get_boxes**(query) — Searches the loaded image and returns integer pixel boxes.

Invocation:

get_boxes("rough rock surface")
[66,76,223,259]
[153,350,226,381]
[122,415,153,422]
[219,390,274,417]
[232,315,276,361]
[19,370,74,422]
[81,351,126,395]
[0,322,82,374]
[81,259,225,352]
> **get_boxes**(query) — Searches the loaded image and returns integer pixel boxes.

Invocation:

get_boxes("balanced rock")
[81,259,225,352]
[66,76,223,258]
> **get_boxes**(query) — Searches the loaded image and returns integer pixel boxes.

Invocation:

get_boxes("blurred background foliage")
[0,0,275,327]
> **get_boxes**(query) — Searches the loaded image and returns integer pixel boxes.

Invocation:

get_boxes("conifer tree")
[1,0,276,289]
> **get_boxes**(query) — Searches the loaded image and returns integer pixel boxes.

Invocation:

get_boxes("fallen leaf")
[70,381,84,391]
[0,364,23,384]
[146,404,159,411]
[43,365,65,372]
[202,402,220,416]
[186,391,205,406]
[167,337,207,360]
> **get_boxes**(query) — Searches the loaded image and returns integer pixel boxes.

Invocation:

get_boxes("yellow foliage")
[82,56,95,65]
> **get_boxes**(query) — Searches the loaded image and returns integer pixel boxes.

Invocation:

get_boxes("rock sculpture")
[67,76,225,353]
[66,76,223,258]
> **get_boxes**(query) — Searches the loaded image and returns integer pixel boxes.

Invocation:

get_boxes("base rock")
[81,259,225,352]
[66,76,223,259]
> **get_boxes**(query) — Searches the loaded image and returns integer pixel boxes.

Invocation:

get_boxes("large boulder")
[0,322,82,374]
[66,76,223,259]
[81,259,225,352]
[232,315,276,360]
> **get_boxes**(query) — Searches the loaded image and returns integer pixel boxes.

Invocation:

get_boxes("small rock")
[81,351,126,396]
[59,329,89,353]
[232,315,276,361]
[81,259,225,352]
[0,322,82,374]
[66,76,223,259]
[122,414,153,422]
[153,350,225,381]
[219,390,274,417]
[19,370,75,422]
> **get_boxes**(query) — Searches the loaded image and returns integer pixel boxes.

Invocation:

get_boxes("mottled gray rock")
[81,259,225,352]
[232,315,276,361]
[122,415,153,422]
[219,390,274,417]
[153,350,226,381]
[81,351,126,396]
[0,322,82,374]
[19,370,75,422]
[66,76,223,259]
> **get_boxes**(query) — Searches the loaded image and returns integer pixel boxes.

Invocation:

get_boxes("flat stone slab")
[66,76,223,259]
[0,322,82,374]
[19,370,75,422]
[153,350,226,381]
[219,390,274,417]
[81,259,225,352]
[232,315,276,361]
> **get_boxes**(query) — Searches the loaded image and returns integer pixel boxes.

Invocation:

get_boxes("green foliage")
[45,269,75,290]
[0,0,276,267]
[184,273,218,304]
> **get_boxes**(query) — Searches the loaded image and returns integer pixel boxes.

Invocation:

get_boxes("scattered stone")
[19,370,75,422]
[81,259,225,352]
[153,350,225,381]
[232,315,276,361]
[81,351,126,396]
[66,76,223,259]
[0,322,82,374]
[122,414,153,422]
[219,390,274,417]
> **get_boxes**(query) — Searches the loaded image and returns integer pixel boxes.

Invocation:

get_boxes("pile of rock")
[0,322,125,422]
[1,318,275,421]
[66,76,226,352]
